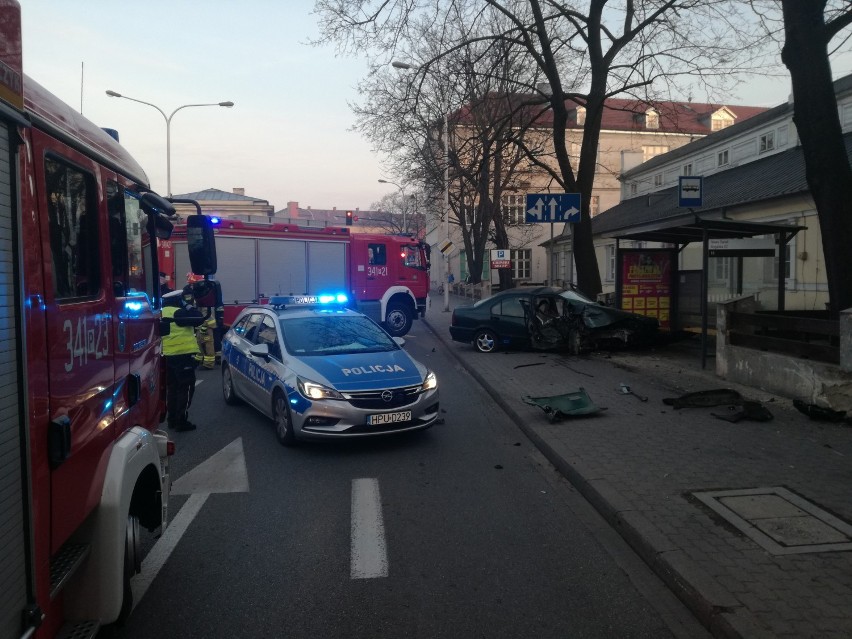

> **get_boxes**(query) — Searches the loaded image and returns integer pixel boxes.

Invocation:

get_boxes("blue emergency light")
[269,293,349,309]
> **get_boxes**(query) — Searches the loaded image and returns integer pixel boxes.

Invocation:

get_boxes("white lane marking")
[351,478,389,579]
[131,493,209,608]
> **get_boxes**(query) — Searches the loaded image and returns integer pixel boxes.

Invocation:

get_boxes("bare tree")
[775,1,852,314]
[316,0,769,296]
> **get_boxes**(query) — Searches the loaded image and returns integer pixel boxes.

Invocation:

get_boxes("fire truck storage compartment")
[0,118,28,639]
[258,238,347,297]
[176,234,349,302]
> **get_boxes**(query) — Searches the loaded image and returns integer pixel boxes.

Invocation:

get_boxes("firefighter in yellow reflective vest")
[162,289,204,431]
[187,272,217,369]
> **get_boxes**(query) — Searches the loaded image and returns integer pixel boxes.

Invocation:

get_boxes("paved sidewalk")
[422,292,852,639]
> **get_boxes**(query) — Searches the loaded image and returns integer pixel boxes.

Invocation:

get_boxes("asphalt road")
[105,321,708,639]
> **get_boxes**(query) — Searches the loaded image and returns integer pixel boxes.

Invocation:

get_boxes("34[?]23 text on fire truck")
[0,3,217,638]
[159,219,432,337]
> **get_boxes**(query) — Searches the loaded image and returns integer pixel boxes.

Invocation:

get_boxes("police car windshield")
[281,315,398,356]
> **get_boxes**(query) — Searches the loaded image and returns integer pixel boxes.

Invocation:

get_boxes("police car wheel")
[273,390,297,446]
[384,303,413,337]
[222,364,240,405]
[474,329,497,353]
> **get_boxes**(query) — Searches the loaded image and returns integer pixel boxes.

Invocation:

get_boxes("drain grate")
[692,487,852,555]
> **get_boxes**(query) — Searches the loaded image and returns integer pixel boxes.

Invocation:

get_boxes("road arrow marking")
[171,437,250,495]
[131,438,250,609]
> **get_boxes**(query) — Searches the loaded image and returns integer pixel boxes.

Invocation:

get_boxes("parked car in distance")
[449,286,659,353]
[221,294,440,445]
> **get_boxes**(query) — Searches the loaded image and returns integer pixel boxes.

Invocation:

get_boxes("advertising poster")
[620,250,674,330]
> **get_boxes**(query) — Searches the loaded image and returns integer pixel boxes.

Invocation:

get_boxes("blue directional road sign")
[525,193,581,223]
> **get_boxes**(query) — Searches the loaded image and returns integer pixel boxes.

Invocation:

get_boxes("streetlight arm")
[167,102,234,123]
[106,90,234,196]
[105,90,168,122]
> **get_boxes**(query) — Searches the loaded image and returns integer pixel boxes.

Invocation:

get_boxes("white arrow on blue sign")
[525,193,581,223]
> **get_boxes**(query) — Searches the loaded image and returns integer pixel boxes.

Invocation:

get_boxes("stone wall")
[716,296,852,411]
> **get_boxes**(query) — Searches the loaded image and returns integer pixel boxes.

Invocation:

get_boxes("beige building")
[436,98,767,293]
[590,73,852,324]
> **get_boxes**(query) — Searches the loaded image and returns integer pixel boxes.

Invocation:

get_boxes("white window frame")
[759,131,775,154]
[717,149,729,167]
[511,248,532,280]
[682,163,693,176]
[645,109,659,129]
[605,245,616,282]
[653,173,663,187]
[502,193,527,225]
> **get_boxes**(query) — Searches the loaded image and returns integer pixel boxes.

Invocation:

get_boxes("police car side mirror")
[249,343,270,360]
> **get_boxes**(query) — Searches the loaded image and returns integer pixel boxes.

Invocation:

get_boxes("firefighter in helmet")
[186,272,222,369]
[161,288,205,431]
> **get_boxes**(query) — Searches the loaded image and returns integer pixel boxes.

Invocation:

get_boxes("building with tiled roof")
[581,73,852,321]
[441,94,768,288]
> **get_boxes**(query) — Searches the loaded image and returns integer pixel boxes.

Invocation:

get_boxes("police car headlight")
[421,371,437,392]
[297,377,344,401]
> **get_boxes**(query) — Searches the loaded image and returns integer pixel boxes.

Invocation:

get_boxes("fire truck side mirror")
[140,192,176,239]
[186,214,218,275]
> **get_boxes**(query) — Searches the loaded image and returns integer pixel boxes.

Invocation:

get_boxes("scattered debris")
[663,388,774,422]
[619,383,648,402]
[662,388,744,409]
[712,401,773,423]
[793,400,847,423]
[523,388,605,422]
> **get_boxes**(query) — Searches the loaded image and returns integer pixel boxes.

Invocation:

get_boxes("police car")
[220,294,440,445]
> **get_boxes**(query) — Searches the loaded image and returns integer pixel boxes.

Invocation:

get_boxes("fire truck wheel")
[273,390,297,447]
[384,303,413,337]
[222,364,240,405]
[116,514,141,625]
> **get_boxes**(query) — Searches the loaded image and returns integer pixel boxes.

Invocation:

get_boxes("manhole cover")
[692,487,852,555]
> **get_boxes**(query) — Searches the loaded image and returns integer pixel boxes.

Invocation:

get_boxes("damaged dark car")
[449,286,659,354]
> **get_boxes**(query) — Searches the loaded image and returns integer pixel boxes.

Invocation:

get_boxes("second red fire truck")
[160,220,432,336]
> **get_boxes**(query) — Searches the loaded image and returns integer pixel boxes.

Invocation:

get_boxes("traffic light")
[346,210,353,226]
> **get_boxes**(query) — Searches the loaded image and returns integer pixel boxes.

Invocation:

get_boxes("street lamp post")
[391,61,451,312]
[377,178,407,232]
[105,90,234,196]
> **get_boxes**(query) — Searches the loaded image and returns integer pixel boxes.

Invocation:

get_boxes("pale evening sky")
[19,1,851,213]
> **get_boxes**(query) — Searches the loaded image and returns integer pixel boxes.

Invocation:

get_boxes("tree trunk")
[781,0,852,314]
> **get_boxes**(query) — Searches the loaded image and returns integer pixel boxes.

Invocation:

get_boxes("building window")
[511,249,531,280]
[645,109,659,129]
[605,245,616,281]
[717,149,729,167]
[574,107,586,126]
[760,132,775,153]
[630,183,638,196]
[653,174,663,187]
[502,193,527,224]
[682,163,693,176]
[642,145,669,162]
[589,195,600,217]
[712,115,734,131]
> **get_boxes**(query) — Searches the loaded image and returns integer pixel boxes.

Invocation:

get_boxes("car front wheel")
[222,364,240,405]
[272,390,297,446]
[474,329,497,353]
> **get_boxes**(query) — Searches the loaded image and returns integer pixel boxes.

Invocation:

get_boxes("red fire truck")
[160,219,432,336]
[0,3,215,637]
